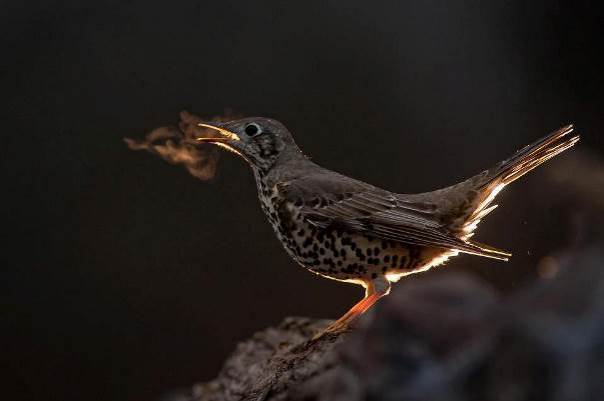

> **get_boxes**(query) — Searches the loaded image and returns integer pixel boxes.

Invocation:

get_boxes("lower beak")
[194,123,240,143]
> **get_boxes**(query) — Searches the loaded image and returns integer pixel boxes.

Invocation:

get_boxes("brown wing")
[277,171,510,260]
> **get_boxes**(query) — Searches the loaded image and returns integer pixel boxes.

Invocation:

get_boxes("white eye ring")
[244,123,262,137]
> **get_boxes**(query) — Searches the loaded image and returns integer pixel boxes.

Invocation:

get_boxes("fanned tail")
[458,124,579,258]
[395,125,578,261]
[489,124,579,187]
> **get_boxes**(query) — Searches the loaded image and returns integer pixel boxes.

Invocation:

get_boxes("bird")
[191,118,578,335]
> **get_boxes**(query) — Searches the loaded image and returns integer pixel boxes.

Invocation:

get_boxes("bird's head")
[193,117,301,171]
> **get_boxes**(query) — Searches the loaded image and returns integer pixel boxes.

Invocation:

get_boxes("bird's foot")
[311,280,389,341]
[311,320,352,341]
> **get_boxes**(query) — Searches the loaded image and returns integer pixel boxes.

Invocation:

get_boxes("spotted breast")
[253,171,455,285]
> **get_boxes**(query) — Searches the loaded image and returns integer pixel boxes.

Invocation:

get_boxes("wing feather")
[276,175,509,260]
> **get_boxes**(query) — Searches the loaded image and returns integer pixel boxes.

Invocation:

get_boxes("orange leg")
[315,276,391,338]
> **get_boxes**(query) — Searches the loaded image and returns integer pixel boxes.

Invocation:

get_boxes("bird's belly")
[280,208,454,283]
[258,192,454,284]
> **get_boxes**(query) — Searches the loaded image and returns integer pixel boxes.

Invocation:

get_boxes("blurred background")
[3,1,603,400]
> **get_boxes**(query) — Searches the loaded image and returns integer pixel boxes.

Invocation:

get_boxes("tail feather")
[465,124,579,227]
[404,124,579,261]
[491,124,579,186]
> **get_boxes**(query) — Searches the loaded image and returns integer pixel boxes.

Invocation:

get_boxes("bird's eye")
[244,123,261,137]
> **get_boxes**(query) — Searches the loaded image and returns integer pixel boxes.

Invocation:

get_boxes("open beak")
[194,123,241,143]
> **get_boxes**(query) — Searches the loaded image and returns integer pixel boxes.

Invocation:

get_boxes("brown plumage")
[193,119,578,335]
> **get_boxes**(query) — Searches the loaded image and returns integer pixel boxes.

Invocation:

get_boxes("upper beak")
[194,123,240,143]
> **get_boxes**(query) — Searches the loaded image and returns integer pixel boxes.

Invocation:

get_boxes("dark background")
[3,1,603,401]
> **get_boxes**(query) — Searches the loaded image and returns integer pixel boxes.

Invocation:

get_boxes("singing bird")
[193,120,578,334]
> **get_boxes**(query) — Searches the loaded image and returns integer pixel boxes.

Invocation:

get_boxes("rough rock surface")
[158,318,344,401]
[161,241,604,401]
